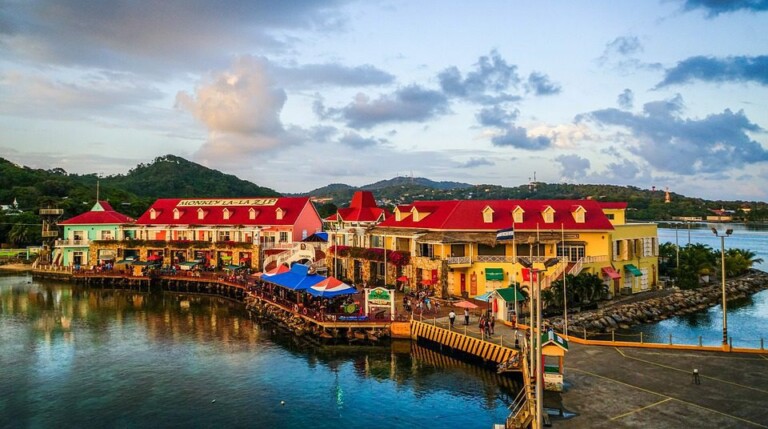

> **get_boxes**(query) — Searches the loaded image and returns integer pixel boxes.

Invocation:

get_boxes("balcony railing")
[55,239,90,247]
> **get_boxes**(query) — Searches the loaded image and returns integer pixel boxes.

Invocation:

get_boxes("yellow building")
[361,199,658,299]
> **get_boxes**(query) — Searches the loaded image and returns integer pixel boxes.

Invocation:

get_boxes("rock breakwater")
[548,269,768,335]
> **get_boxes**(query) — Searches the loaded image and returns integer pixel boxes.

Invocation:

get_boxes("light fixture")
[544,258,560,268]
[726,229,733,236]
[517,257,532,268]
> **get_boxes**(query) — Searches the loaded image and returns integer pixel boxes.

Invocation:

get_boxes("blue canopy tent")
[261,263,325,291]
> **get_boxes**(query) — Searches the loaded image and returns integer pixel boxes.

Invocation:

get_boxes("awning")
[601,266,621,280]
[132,261,158,266]
[485,268,504,281]
[624,264,643,277]
[224,264,244,271]
[495,286,527,302]
[473,291,493,302]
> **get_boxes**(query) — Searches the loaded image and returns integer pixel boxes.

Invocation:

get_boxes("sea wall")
[548,269,768,334]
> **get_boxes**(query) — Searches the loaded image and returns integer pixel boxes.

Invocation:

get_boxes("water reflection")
[1,274,516,429]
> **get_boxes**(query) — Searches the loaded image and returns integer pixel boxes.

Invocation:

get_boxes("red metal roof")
[324,191,390,223]
[135,197,313,226]
[377,199,616,231]
[59,201,135,225]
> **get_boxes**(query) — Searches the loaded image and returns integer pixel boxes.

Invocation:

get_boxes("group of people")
[402,289,440,314]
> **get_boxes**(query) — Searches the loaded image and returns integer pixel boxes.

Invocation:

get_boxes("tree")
[676,243,716,289]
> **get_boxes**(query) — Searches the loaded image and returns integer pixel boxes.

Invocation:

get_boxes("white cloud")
[176,56,290,161]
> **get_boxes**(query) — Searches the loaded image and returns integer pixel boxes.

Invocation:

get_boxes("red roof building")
[59,201,135,225]
[91,197,324,270]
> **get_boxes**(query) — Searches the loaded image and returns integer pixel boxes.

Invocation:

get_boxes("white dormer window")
[513,206,524,224]
[572,205,586,223]
[249,208,257,220]
[173,208,181,220]
[482,206,494,223]
[276,207,284,220]
[395,207,403,221]
[411,207,420,222]
[223,208,231,220]
[197,208,206,220]
[150,208,158,220]
[542,206,555,223]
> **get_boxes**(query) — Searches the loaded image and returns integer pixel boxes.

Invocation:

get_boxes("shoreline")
[0,263,34,272]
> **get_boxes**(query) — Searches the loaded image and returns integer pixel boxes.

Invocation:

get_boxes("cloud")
[599,36,643,63]
[437,50,523,103]
[617,89,634,109]
[175,56,289,160]
[476,106,519,128]
[272,63,395,87]
[0,0,351,74]
[681,0,768,16]
[579,95,768,175]
[491,126,552,150]
[338,131,385,149]
[0,70,163,118]
[461,157,494,168]
[656,55,768,87]
[526,123,596,149]
[555,154,591,179]
[526,72,561,96]
[315,84,449,129]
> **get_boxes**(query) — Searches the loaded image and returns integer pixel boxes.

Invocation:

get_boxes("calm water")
[621,223,768,347]
[0,274,517,429]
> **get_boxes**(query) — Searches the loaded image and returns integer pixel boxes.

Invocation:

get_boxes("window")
[276,208,284,220]
[419,243,435,258]
[395,238,410,251]
[371,235,383,248]
[478,243,505,256]
[450,244,465,257]
[217,231,231,242]
[100,230,114,240]
[606,213,615,220]
[279,231,289,242]
[557,244,585,262]
[482,206,494,223]
[513,207,524,223]
[197,208,206,220]
[173,208,181,220]
[223,208,231,220]
[249,208,257,220]
[150,209,157,220]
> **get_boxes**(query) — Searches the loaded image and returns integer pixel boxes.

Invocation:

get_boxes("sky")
[1,1,767,201]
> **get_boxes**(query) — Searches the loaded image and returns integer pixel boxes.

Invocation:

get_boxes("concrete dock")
[552,343,768,428]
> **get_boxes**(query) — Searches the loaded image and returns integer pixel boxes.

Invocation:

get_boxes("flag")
[521,268,538,282]
[496,227,515,241]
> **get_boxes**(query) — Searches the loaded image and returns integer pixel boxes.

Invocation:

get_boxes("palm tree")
[677,243,716,289]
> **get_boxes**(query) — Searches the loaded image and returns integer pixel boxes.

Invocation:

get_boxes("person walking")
[479,315,486,337]
[448,310,456,328]
[464,308,470,325]
[489,315,495,335]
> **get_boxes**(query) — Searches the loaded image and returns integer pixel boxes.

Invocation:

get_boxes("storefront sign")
[177,198,278,207]
[367,287,392,306]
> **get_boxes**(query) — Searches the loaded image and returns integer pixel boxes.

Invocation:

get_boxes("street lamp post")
[711,227,733,348]
[517,256,559,429]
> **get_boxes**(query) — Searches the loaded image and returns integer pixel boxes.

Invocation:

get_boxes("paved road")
[412,311,768,428]
[551,344,768,428]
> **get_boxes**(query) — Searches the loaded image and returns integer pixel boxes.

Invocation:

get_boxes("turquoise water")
[621,223,768,347]
[0,274,517,429]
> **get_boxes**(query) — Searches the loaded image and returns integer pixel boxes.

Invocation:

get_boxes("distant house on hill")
[0,198,22,215]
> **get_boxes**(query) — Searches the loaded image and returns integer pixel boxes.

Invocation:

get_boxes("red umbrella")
[397,276,409,282]
[147,254,162,261]
[452,300,478,309]
[421,278,434,285]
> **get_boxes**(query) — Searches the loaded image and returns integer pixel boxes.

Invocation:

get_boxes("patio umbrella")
[421,278,434,285]
[306,277,356,298]
[397,276,409,282]
[452,300,478,309]
[262,264,290,277]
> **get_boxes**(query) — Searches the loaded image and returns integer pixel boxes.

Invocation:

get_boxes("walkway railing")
[565,328,767,353]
